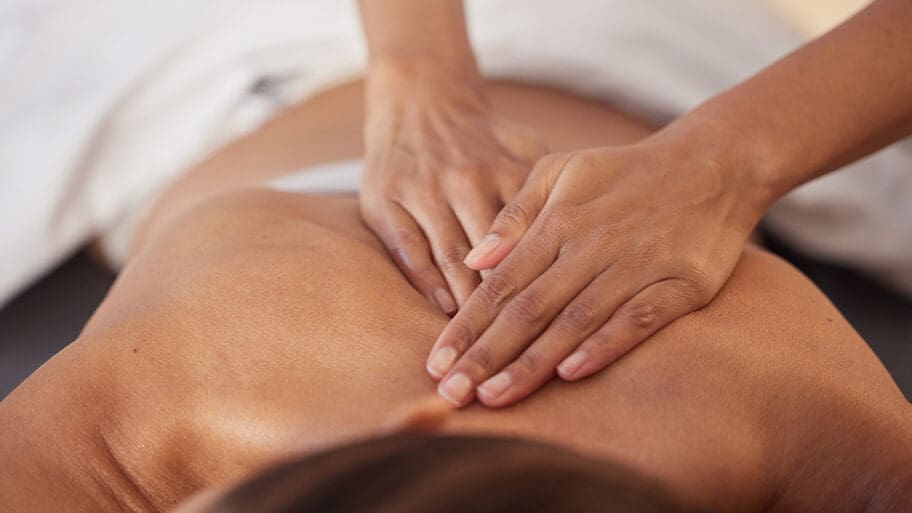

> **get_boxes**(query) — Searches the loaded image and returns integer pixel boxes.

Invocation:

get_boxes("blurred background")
[1,0,908,400]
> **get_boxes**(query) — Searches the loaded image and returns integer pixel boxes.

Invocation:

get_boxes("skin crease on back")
[0,81,910,513]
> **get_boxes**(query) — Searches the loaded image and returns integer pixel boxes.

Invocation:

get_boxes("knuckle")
[556,239,577,258]
[673,279,709,309]
[680,255,709,280]
[682,268,714,305]
[377,186,408,205]
[625,301,661,331]
[389,229,424,253]
[558,302,597,333]
[585,329,613,350]
[630,239,661,264]
[691,286,715,307]
[514,351,542,376]
[439,244,471,269]
[526,225,558,251]
[412,265,441,285]
[448,321,477,353]
[497,201,531,228]
[477,272,517,308]
[462,345,495,375]
[505,290,547,325]
[542,209,579,244]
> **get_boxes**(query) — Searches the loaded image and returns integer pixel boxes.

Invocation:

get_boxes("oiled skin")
[1,82,910,513]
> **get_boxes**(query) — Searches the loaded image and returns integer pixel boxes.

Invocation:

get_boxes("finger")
[407,197,481,307]
[474,263,647,407]
[368,202,458,314]
[449,191,503,247]
[463,153,575,271]
[426,224,561,402]
[557,278,703,381]
[439,254,603,407]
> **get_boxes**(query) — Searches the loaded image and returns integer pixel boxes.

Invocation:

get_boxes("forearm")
[358,0,487,123]
[671,0,912,208]
[358,0,478,74]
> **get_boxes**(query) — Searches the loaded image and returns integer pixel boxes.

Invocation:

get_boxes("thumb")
[463,153,572,270]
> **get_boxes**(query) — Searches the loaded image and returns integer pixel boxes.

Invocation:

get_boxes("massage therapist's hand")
[361,59,546,313]
[427,126,768,407]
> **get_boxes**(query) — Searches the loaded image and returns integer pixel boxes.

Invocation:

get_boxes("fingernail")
[464,234,501,266]
[433,288,457,314]
[557,351,588,379]
[478,372,512,401]
[438,372,474,406]
[427,347,458,378]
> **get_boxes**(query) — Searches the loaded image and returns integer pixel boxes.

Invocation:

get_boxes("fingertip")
[464,236,517,271]
[556,350,589,381]
[463,259,493,272]
[464,253,501,271]
[433,288,458,315]
[427,346,458,380]
[476,385,524,409]
[437,372,475,407]
[476,393,510,409]
[463,233,502,268]
[476,371,512,407]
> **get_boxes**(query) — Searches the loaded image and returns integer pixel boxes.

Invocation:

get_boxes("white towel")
[1,0,910,306]
[0,0,366,306]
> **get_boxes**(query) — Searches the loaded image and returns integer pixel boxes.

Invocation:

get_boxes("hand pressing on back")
[426,124,768,407]
[361,59,546,313]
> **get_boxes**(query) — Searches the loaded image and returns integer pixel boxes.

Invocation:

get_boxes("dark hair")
[208,433,694,513]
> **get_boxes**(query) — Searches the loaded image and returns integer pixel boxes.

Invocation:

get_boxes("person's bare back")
[1,82,909,513]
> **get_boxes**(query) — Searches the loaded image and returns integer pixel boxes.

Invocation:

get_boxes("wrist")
[365,58,488,116]
[677,99,809,209]
[369,49,480,76]
[650,110,785,226]
[360,0,479,81]
[367,57,483,93]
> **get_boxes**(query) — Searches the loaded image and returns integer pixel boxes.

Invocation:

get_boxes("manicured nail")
[464,234,501,266]
[427,347,458,378]
[433,288,457,314]
[478,372,512,401]
[438,372,473,406]
[557,351,588,379]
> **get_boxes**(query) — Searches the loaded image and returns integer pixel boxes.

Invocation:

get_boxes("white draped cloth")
[1,0,910,307]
